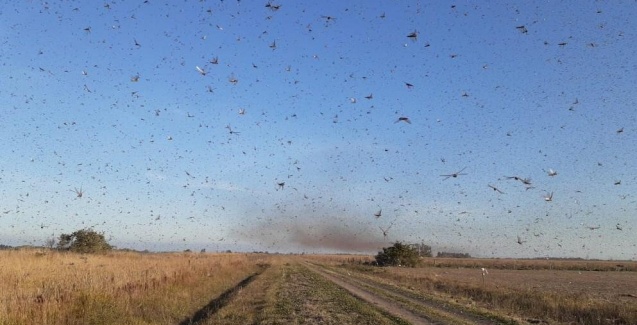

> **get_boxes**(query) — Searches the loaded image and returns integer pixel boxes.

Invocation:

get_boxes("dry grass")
[4,250,634,325]
[421,257,637,272]
[301,254,373,266]
[342,258,637,325]
[0,249,268,325]
[204,257,285,324]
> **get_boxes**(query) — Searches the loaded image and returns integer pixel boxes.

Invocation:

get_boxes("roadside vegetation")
[0,249,267,325]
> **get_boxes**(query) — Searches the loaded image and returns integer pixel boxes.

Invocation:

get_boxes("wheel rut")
[305,263,510,325]
[178,264,269,325]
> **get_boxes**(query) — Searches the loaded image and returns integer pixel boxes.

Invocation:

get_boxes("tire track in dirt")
[178,264,270,325]
[305,263,508,325]
[207,260,410,324]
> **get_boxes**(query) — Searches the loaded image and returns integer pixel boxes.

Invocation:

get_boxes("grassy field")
[334,257,637,325]
[1,250,635,324]
[0,249,268,325]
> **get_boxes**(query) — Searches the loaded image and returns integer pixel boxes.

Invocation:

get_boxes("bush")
[375,242,420,267]
[57,229,112,253]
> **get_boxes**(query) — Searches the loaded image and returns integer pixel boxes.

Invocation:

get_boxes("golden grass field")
[0,249,269,325]
[1,249,636,324]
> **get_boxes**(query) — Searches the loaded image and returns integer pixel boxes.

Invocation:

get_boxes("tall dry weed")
[0,250,265,325]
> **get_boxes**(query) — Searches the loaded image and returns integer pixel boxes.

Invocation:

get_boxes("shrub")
[57,229,112,253]
[375,242,420,267]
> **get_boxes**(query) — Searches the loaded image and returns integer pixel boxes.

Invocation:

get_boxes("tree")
[375,241,421,267]
[44,237,56,249]
[57,229,112,253]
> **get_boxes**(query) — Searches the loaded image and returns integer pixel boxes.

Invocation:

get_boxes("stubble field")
[1,250,635,324]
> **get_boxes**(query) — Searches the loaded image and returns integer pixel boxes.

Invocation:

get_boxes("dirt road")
[304,263,509,325]
[194,260,516,324]
[203,260,407,324]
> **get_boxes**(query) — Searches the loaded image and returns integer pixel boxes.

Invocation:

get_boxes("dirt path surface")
[304,264,434,325]
[190,259,519,324]
[206,260,408,324]
[305,263,512,325]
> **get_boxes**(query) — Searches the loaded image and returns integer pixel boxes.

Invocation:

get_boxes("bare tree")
[44,237,56,249]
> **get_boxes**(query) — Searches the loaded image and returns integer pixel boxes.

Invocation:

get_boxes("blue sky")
[1,1,635,259]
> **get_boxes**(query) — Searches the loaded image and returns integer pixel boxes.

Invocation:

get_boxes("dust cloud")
[288,223,385,252]
[241,215,386,253]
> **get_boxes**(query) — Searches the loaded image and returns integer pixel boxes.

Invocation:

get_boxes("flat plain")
[1,250,635,325]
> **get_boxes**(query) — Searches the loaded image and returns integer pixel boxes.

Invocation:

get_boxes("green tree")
[57,229,112,253]
[375,242,420,267]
